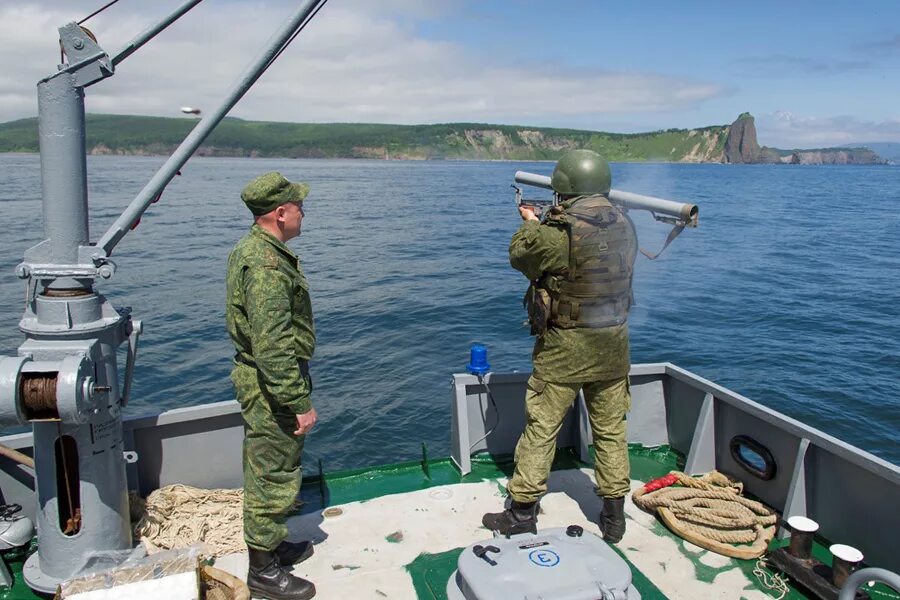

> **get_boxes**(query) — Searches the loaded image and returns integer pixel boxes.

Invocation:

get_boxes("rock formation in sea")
[723,113,780,163]
[724,113,761,163]
[721,113,882,165]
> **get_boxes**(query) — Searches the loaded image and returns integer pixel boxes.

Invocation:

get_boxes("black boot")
[599,496,626,543]
[274,539,315,566]
[247,548,316,600]
[482,500,538,536]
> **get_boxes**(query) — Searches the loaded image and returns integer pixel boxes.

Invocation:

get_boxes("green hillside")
[0,114,731,163]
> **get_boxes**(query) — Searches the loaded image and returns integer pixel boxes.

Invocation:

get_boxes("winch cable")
[260,0,331,76]
[56,423,80,535]
[77,0,121,25]
[94,0,330,256]
[66,0,208,69]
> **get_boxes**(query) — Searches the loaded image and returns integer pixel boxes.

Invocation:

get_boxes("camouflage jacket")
[226,224,316,413]
[509,211,631,383]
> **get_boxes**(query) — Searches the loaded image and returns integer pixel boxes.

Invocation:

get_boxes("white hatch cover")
[447,526,639,600]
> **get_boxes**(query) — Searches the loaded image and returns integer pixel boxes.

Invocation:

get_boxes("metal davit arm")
[95,0,329,257]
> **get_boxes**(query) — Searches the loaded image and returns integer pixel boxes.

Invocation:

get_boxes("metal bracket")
[450,376,473,475]
[120,319,143,407]
[650,212,693,228]
[53,352,96,424]
[17,243,116,282]
[15,262,115,281]
[52,23,114,88]
[779,438,811,539]
[685,393,716,475]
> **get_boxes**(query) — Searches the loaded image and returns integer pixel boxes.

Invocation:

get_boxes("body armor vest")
[540,195,637,329]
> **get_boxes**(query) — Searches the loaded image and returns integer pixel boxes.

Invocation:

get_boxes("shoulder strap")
[639,223,685,260]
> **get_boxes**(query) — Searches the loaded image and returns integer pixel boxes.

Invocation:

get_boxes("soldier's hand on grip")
[519,206,540,222]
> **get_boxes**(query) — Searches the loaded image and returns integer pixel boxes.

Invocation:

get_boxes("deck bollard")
[830,544,864,588]
[786,516,819,559]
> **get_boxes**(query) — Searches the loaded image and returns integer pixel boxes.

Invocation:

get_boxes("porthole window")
[729,435,777,480]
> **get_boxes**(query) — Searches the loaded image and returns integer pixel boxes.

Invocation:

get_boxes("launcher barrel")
[513,170,698,226]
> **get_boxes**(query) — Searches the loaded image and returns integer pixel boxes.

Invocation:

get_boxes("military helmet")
[551,149,611,196]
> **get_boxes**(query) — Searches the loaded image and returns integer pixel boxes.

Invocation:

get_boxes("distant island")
[0,112,886,164]
[721,113,883,165]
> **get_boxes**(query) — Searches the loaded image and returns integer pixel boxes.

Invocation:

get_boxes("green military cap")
[240,171,310,216]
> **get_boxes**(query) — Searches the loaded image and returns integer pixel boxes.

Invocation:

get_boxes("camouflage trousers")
[507,375,631,502]
[232,363,304,551]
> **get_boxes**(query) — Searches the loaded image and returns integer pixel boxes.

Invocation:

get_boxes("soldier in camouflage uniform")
[226,172,317,600]
[482,150,637,544]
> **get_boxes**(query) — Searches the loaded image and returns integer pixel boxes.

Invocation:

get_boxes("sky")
[1,0,899,148]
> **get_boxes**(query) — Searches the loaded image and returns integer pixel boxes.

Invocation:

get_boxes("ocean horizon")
[1,154,897,470]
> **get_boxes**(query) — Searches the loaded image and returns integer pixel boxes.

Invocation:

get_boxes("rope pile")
[633,470,777,560]
[133,484,244,557]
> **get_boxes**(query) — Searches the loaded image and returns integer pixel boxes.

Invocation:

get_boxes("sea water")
[0,155,897,469]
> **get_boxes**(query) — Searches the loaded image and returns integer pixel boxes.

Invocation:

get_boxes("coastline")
[1,150,894,166]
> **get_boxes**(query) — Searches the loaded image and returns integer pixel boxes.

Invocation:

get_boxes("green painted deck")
[401,446,676,600]
[0,543,40,600]
[1,445,897,599]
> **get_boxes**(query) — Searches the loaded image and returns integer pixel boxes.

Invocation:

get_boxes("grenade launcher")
[513,170,698,228]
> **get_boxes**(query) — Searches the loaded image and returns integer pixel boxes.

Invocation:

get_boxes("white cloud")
[0,1,725,125]
[757,111,900,147]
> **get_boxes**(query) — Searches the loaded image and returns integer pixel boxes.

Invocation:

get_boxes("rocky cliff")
[782,149,882,165]
[721,113,882,165]
[724,113,762,163]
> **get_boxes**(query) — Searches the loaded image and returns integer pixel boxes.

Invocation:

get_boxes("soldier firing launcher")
[513,170,699,228]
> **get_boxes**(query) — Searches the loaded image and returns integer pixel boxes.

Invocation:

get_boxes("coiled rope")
[134,484,244,557]
[633,471,777,560]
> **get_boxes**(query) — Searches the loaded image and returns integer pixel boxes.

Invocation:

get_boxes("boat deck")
[1,445,896,599]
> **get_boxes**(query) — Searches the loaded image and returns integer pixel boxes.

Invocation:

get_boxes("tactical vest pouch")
[523,283,551,337]
[546,195,637,330]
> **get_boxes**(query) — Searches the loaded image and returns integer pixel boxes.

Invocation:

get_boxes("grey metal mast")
[0,0,328,592]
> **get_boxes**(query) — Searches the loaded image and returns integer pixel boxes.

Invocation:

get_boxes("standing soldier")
[482,150,637,543]
[226,172,318,600]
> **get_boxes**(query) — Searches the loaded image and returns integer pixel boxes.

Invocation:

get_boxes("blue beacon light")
[467,344,491,376]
